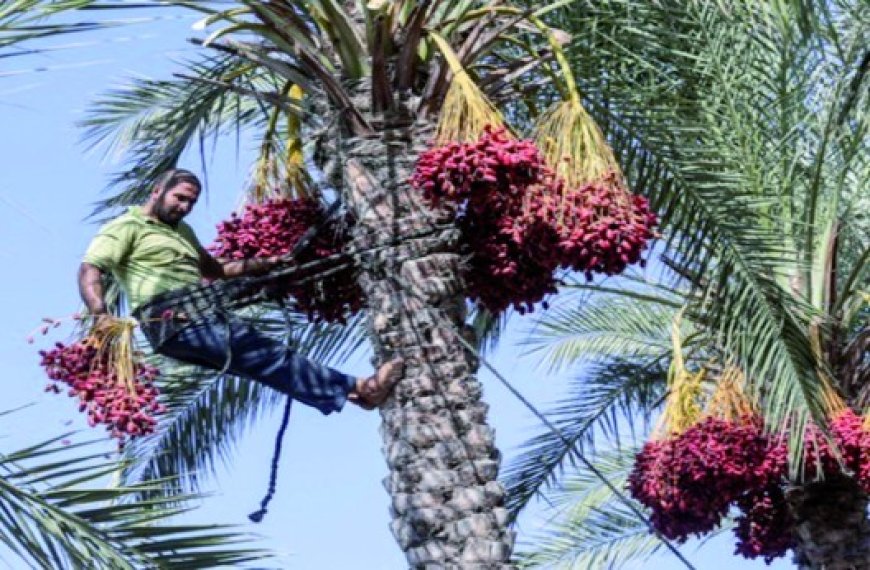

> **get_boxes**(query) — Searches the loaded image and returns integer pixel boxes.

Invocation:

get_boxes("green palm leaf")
[80,51,277,213]
[511,1,867,563]
[0,420,272,569]
[522,293,679,371]
[0,1,123,51]
[122,367,279,495]
[514,448,676,569]
[549,0,869,464]
[502,359,667,521]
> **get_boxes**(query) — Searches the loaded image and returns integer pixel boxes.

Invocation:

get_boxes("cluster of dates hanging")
[628,410,870,562]
[40,339,163,450]
[211,197,363,323]
[411,126,656,314]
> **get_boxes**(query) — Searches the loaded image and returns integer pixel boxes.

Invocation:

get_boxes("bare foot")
[348,358,405,410]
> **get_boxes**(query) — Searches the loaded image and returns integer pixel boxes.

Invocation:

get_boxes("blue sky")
[0,8,790,569]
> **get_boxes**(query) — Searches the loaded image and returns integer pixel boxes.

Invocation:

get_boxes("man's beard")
[154,196,182,226]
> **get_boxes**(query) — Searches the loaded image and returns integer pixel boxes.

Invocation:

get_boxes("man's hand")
[241,256,283,276]
[90,312,116,332]
[199,247,284,280]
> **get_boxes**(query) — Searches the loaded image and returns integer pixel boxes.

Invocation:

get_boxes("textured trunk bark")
[339,121,515,567]
[788,475,870,569]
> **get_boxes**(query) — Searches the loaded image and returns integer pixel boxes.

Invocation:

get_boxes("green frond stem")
[836,243,870,314]
[429,30,504,143]
[252,84,289,202]
[307,0,368,78]
[438,2,574,35]
[429,0,493,39]
[250,82,313,202]
[284,84,310,195]
[534,99,622,188]
[525,11,626,189]
[653,310,705,437]
[526,13,575,104]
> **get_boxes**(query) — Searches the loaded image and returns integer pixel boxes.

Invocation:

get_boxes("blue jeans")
[141,311,357,415]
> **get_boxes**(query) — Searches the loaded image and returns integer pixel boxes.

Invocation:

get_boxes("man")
[78,168,401,413]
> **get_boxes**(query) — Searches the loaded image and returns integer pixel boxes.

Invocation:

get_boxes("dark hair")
[154,168,201,194]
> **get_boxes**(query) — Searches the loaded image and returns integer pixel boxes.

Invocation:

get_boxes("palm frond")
[0,1,122,51]
[510,4,867,564]
[467,304,512,356]
[289,308,369,365]
[552,0,861,465]
[201,1,370,133]
[121,366,279,494]
[80,51,274,214]
[502,359,667,521]
[522,293,680,372]
[0,426,272,569]
[514,448,671,569]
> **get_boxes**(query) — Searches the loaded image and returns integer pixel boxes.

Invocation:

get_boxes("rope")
[241,202,346,523]
[384,271,698,570]
[154,219,454,313]
[245,113,348,524]
[248,395,293,523]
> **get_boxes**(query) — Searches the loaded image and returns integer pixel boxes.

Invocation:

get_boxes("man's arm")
[81,219,136,316]
[78,262,109,315]
[198,247,280,280]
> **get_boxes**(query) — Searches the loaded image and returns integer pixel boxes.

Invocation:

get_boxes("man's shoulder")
[97,210,143,233]
[97,211,147,237]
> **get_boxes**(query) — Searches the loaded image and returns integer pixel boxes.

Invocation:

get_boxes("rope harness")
[135,200,348,523]
[133,204,449,523]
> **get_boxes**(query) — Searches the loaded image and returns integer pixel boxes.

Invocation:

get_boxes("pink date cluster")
[628,410,870,563]
[411,126,656,313]
[210,197,364,323]
[39,340,164,451]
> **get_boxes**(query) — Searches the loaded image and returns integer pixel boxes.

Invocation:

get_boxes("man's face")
[152,182,200,226]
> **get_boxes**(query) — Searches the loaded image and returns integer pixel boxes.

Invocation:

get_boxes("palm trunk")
[339,119,515,567]
[788,475,870,569]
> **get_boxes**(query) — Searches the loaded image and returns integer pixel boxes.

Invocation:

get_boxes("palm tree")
[10,1,622,566]
[504,1,868,567]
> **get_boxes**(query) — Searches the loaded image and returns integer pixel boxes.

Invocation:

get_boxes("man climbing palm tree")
[78,168,403,413]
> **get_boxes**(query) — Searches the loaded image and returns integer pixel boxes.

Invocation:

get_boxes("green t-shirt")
[83,206,203,311]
